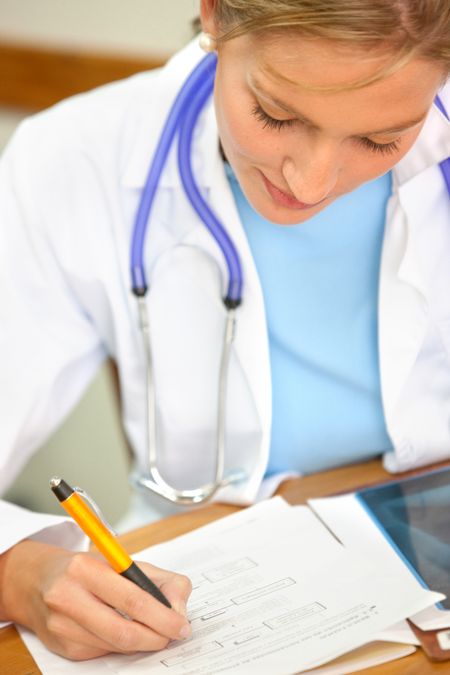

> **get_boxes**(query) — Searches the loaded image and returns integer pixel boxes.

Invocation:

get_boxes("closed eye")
[251,104,296,131]
[356,137,400,155]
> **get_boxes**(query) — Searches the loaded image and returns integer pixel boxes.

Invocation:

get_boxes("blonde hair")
[213,0,450,86]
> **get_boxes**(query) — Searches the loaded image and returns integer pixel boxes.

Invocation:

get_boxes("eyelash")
[355,137,400,155]
[251,104,296,131]
[251,103,401,156]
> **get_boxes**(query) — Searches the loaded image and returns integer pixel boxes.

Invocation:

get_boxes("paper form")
[18,497,442,674]
[310,494,450,632]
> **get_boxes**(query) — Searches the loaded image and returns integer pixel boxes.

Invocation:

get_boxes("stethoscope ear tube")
[136,296,246,505]
[130,52,221,298]
[177,57,243,307]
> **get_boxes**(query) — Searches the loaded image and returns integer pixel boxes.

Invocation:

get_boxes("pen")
[49,476,171,608]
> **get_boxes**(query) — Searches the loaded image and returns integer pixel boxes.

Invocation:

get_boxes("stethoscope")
[130,51,450,506]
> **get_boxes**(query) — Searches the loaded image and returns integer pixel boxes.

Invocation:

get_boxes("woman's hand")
[0,539,192,660]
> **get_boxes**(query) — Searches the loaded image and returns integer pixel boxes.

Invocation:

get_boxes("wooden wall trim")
[0,41,166,112]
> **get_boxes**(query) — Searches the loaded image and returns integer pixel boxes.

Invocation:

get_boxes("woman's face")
[210,32,445,225]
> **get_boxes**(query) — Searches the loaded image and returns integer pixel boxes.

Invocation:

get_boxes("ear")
[200,0,219,38]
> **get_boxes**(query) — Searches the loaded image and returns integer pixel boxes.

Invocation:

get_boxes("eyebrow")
[249,78,428,136]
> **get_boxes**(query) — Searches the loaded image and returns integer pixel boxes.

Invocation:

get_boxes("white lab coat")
[1,39,450,555]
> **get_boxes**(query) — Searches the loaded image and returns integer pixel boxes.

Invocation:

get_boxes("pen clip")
[73,486,118,537]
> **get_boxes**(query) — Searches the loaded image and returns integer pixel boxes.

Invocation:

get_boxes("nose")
[282,142,340,205]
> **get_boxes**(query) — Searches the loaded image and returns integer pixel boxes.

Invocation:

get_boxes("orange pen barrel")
[50,477,172,608]
[50,478,131,573]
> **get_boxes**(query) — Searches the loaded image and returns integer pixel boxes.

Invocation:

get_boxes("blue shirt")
[226,165,393,474]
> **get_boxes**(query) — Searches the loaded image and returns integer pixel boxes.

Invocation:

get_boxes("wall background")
[1,0,200,526]
[0,0,198,56]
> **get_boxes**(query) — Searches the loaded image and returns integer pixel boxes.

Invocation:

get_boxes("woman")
[0,0,449,661]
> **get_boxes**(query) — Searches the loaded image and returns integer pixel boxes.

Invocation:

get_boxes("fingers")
[52,585,175,653]
[39,613,113,661]
[44,554,193,652]
[81,559,192,641]
[18,543,194,659]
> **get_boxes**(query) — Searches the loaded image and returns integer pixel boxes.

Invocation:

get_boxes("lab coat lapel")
[379,98,450,426]
[378,187,429,422]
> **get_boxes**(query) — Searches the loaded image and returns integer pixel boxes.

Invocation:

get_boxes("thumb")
[162,573,193,617]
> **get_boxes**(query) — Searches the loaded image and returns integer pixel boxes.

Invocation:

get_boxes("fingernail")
[179,623,192,640]
[174,602,187,617]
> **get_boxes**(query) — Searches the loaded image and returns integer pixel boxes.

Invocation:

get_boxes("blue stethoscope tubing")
[131,52,242,308]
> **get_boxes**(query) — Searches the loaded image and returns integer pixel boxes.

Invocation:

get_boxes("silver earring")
[199,32,217,53]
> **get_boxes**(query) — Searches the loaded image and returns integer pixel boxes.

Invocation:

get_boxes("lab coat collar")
[122,39,218,191]
[393,97,450,187]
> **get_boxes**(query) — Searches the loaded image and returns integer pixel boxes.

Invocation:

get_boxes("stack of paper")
[310,493,450,634]
[19,497,443,674]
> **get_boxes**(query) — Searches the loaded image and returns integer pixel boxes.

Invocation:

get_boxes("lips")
[261,172,320,210]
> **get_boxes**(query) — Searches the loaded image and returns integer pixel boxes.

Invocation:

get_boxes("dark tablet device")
[356,467,450,610]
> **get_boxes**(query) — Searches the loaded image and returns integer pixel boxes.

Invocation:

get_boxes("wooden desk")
[2,459,450,674]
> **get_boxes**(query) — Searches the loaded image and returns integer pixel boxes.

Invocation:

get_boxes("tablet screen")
[357,467,450,610]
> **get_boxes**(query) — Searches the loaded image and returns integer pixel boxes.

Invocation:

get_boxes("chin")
[267,209,318,226]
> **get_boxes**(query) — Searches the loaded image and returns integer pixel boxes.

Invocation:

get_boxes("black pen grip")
[121,561,171,608]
